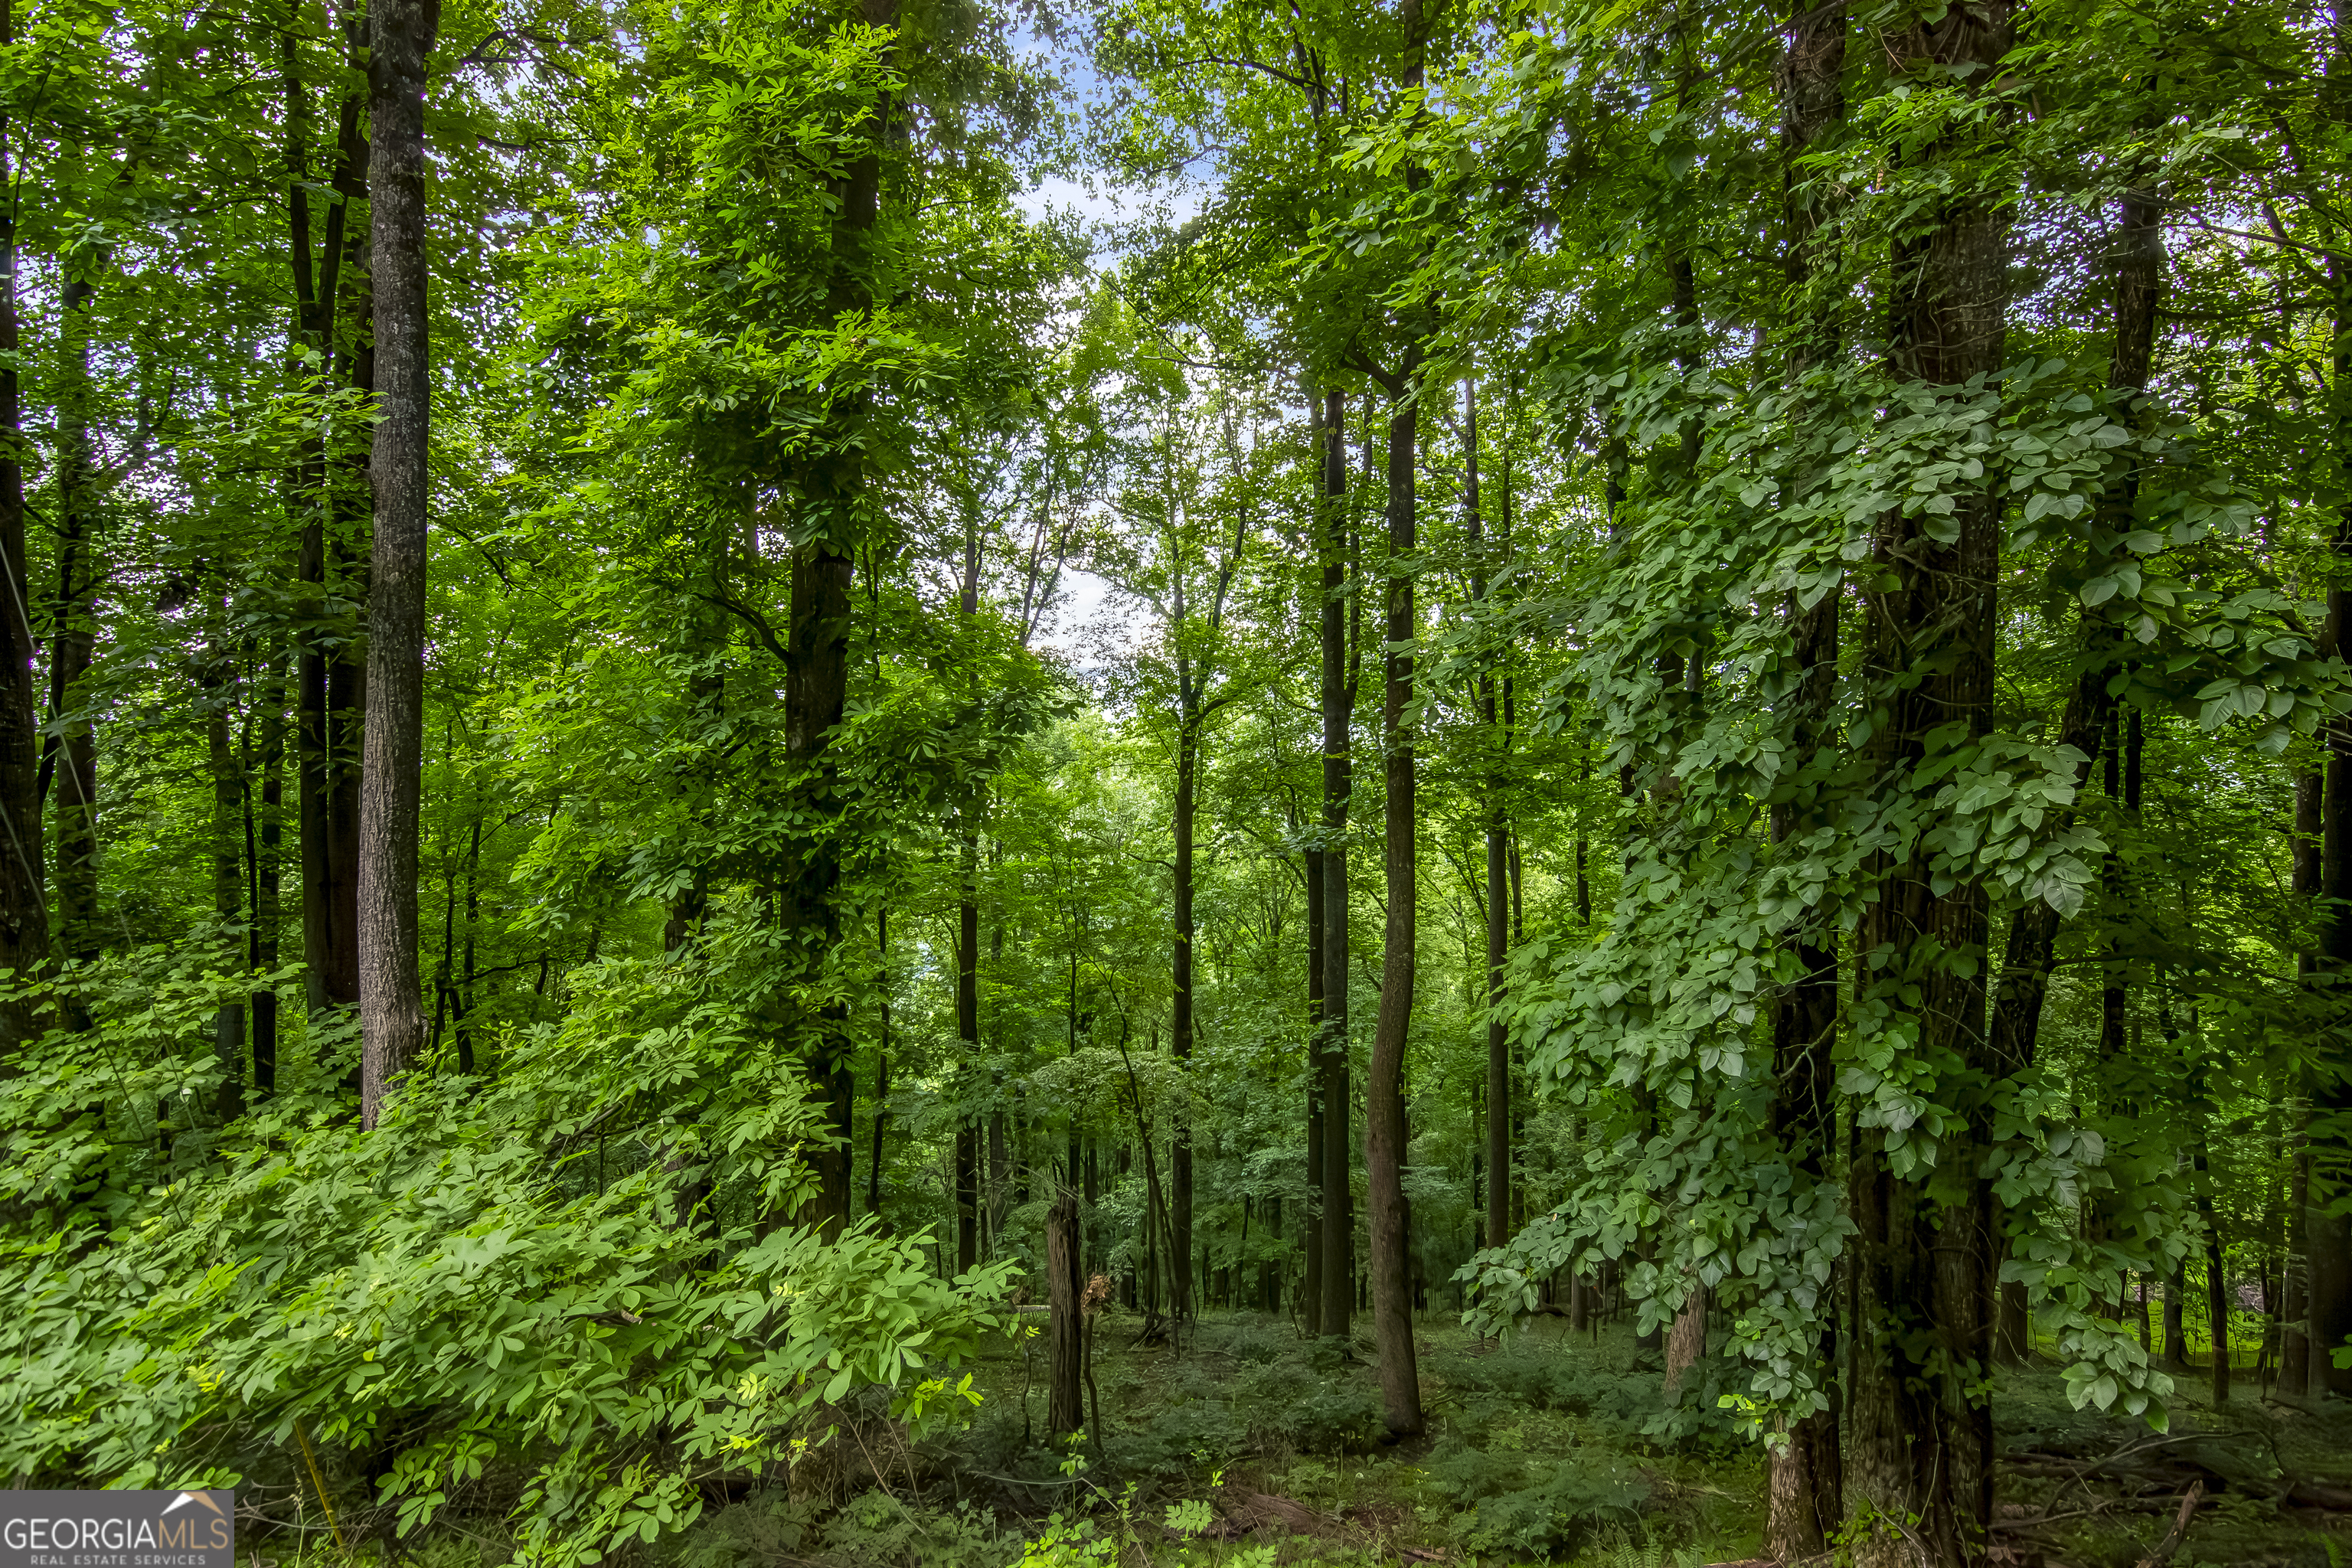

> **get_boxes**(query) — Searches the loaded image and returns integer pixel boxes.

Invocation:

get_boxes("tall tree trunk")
[253,649,289,1094]
[1764,7,1846,1550]
[1318,386,1354,1339]
[956,826,980,1272]
[1465,381,1512,1259]
[868,906,890,1223]
[1844,8,2010,1564]
[1047,1191,1083,1436]
[356,0,438,1130]
[2312,249,2352,1399]
[1368,354,1423,1439]
[2285,767,2318,1395]
[2194,1142,2230,1403]
[47,273,100,971]
[1304,840,1325,1335]
[292,47,367,1020]
[207,576,247,1121]
[0,0,51,1052]
[1171,711,1197,1321]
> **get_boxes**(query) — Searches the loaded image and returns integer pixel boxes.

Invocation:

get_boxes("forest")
[2,0,2351,1564]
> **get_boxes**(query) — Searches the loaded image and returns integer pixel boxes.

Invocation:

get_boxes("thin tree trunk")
[1318,386,1354,1340]
[2285,767,2318,1394]
[356,0,438,1130]
[2195,1143,2230,1403]
[253,648,288,1093]
[2313,249,2352,1399]
[868,906,890,1223]
[956,826,980,1272]
[1305,840,1325,1336]
[1465,381,1511,1258]
[1368,353,1423,1439]
[207,574,247,1121]
[48,274,100,969]
[1764,18,1847,1550]
[0,0,51,1053]
[1171,712,1197,1321]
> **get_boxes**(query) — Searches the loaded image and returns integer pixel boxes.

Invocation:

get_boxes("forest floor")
[629,1306,2352,1568]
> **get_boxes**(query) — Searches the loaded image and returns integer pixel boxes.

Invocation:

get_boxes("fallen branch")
[2135,1481,2205,1568]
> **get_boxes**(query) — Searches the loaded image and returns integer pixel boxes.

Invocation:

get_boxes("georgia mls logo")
[0,1490,233,1568]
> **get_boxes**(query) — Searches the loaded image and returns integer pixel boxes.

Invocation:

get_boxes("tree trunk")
[1171,713,1197,1320]
[48,274,100,969]
[0,0,51,1054]
[292,63,368,1021]
[2285,768,2319,1394]
[253,649,289,1094]
[1764,6,1846,1550]
[1368,360,1423,1439]
[356,0,439,1130]
[1318,386,1354,1340]
[956,829,980,1272]
[1465,381,1512,1258]
[867,906,890,1223]
[207,577,247,1122]
[2314,250,2352,1398]
[1304,841,1325,1336]
[2164,1263,2189,1369]
[1047,1192,1083,1437]
[2194,1144,2230,1403]
[1844,9,2010,1564]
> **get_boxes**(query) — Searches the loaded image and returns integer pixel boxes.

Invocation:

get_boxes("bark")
[1764,7,1847,1553]
[1664,1285,1708,1396]
[1466,381,1511,1257]
[0,0,50,1054]
[2194,1142,2230,1403]
[207,578,247,1121]
[356,0,439,1130]
[48,275,99,967]
[1047,1192,1083,1437]
[1305,841,1325,1335]
[867,906,890,1223]
[1171,711,1197,1319]
[253,650,289,1094]
[293,48,368,1019]
[1318,387,1354,1339]
[1845,8,2010,1564]
[1368,354,1423,1437]
[2315,244,2352,1397]
[956,829,980,1272]
[2164,1262,2189,1369]
[2285,769,2318,1393]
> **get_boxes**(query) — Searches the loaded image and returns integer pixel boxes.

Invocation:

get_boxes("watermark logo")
[0,1491,233,1568]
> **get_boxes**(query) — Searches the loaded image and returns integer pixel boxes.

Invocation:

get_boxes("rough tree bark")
[1844,7,2011,1563]
[1047,1192,1083,1437]
[355,0,439,1129]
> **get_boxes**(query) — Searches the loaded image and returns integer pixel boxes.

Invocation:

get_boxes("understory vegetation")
[5,0,2352,1564]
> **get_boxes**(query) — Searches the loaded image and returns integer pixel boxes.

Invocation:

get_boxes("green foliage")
[0,927,1012,1566]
